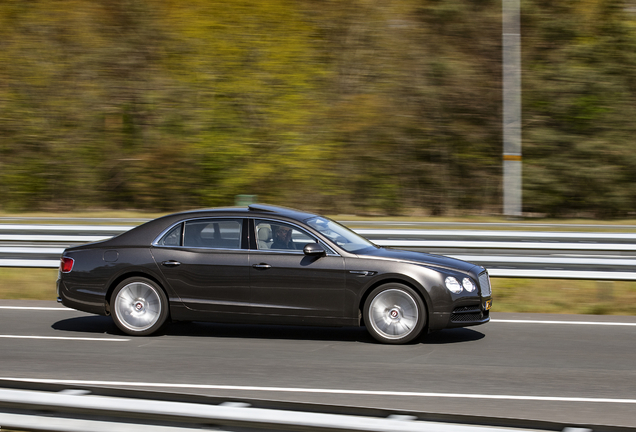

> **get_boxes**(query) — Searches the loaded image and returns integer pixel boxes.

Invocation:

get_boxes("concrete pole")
[503,0,522,216]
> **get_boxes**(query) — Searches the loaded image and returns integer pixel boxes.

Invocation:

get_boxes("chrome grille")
[479,271,491,297]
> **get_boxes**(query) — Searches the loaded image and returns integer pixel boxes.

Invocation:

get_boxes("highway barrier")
[1,219,636,280]
[0,382,599,432]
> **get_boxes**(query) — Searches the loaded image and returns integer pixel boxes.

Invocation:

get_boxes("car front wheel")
[111,277,168,336]
[363,283,426,344]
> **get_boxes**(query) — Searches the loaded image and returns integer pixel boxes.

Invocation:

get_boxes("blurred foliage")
[0,0,635,216]
[523,0,636,217]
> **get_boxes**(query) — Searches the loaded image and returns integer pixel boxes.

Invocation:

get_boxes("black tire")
[363,283,426,344]
[111,277,169,336]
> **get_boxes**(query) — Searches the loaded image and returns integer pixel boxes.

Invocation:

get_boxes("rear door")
[151,218,251,314]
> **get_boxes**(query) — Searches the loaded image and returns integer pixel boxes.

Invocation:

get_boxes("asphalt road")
[1,300,635,429]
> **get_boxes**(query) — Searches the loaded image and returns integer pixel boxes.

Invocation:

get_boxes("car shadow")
[52,316,120,335]
[52,316,485,344]
[168,321,376,343]
[422,328,485,344]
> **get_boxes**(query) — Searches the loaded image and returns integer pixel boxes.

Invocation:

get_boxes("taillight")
[60,257,74,273]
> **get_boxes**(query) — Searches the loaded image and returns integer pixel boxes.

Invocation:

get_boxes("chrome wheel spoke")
[147,296,160,309]
[372,297,392,311]
[136,312,152,326]
[396,321,411,335]
[118,290,135,304]
[140,284,153,299]
[373,315,389,333]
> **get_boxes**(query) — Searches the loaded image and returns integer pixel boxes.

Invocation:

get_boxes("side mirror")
[303,243,326,256]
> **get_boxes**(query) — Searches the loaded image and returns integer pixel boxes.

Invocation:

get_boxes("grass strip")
[491,278,636,315]
[1,268,635,315]
[0,268,59,301]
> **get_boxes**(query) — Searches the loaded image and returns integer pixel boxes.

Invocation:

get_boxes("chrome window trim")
[152,222,183,247]
[252,217,340,257]
[303,215,377,254]
[174,246,249,253]
[248,246,340,257]
[152,216,340,256]
[151,217,245,250]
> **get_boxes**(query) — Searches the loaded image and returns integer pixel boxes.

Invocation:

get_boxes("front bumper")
[429,297,492,331]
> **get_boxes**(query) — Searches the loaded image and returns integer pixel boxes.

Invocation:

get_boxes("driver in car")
[271,225,295,250]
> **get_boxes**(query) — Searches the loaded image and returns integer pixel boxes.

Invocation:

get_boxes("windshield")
[305,216,377,253]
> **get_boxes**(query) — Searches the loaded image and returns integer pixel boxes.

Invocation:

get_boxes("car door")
[249,219,346,319]
[151,218,251,314]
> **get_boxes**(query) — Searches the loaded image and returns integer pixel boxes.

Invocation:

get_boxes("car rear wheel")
[111,277,168,336]
[364,283,426,344]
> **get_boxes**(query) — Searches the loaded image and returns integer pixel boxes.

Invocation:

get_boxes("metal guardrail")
[0,385,597,432]
[1,220,635,280]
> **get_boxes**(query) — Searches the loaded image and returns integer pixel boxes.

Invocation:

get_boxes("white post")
[503,0,522,216]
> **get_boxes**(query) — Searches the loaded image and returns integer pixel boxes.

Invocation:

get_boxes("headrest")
[258,226,271,241]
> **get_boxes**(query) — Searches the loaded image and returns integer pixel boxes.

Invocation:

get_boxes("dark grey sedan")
[57,204,492,344]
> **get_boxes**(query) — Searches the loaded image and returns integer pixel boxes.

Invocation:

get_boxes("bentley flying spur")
[57,204,492,344]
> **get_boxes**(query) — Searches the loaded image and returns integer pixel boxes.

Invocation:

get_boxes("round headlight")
[445,277,462,294]
[462,278,476,292]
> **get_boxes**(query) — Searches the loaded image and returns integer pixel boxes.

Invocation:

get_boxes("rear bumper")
[57,278,108,316]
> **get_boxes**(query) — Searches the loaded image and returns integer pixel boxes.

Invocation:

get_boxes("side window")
[158,223,182,246]
[255,220,316,251]
[184,219,242,249]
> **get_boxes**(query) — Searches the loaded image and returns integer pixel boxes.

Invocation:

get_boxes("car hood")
[357,247,480,274]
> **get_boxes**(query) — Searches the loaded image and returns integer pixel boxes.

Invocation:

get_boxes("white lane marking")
[0,306,72,311]
[0,335,129,341]
[1,378,635,404]
[491,319,636,326]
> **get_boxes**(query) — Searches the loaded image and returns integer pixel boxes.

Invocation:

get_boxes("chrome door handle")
[252,264,272,269]
[162,260,181,267]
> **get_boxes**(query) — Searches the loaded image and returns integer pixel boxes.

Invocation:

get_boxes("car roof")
[96,204,320,247]
[158,204,318,221]
[247,204,318,220]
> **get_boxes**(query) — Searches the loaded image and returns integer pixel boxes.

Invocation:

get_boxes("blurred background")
[1,0,636,217]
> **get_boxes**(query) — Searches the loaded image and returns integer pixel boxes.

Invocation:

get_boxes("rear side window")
[158,223,182,246]
[184,219,242,249]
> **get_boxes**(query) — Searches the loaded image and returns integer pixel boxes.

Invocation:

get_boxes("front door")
[249,219,345,319]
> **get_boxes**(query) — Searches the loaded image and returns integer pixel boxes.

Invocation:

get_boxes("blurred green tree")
[523,0,636,217]
[1,0,635,217]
